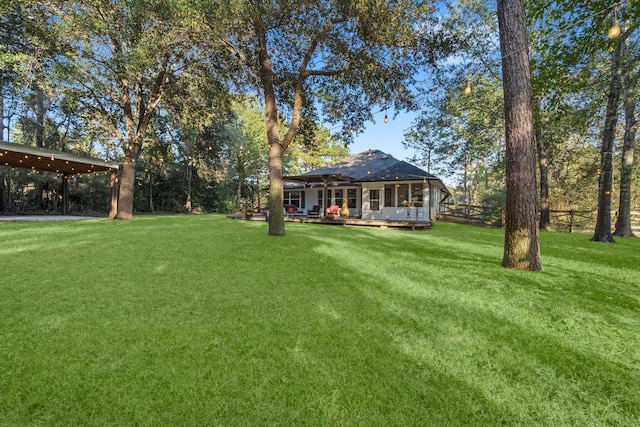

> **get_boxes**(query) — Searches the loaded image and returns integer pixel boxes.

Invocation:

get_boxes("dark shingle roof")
[303,149,437,182]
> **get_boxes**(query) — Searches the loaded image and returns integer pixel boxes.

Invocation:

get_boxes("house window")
[384,184,395,207]
[383,183,424,207]
[411,183,423,207]
[397,184,409,206]
[317,190,323,207]
[369,189,380,210]
[334,189,343,206]
[284,191,301,207]
[347,188,357,208]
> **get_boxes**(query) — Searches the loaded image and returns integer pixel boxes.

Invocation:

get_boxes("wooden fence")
[438,202,640,234]
[438,203,503,227]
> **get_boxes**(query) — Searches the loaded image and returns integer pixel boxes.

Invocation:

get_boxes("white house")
[283,149,450,222]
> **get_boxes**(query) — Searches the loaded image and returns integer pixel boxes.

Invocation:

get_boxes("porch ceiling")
[0,140,119,175]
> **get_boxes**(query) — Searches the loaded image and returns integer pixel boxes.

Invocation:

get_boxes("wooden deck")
[227,213,432,230]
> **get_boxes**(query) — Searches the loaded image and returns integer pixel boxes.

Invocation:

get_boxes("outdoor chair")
[326,204,340,219]
[284,205,307,216]
[307,205,322,218]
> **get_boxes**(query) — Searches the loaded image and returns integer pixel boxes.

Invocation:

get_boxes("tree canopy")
[2,0,638,250]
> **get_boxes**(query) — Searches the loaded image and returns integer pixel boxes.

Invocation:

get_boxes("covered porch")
[283,173,357,218]
[1,140,120,217]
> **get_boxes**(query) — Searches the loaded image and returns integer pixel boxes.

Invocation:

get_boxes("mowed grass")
[0,215,638,426]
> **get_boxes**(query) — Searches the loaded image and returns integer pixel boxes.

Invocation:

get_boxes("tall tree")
[202,0,457,235]
[404,0,506,208]
[1,0,65,212]
[613,9,640,237]
[592,36,625,242]
[497,0,541,270]
[614,56,638,237]
[534,112,550,230]
[55,0,204,219]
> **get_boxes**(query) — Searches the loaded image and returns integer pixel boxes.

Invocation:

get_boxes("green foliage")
[0,169,113,215]
[1,217,639,425]
[527,0,639,232]
[404,0,505,206]
[406,0,640,220]
[202,0,460,138]
[285,127,350,174]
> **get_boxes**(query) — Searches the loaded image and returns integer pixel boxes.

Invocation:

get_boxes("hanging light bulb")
[608,4,621,39]
[384,113,389,123]
[608,22,621,39]
[464,80,472,95]
[462,73,471,95]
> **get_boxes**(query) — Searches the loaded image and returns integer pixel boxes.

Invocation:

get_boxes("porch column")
[322,175,328,219]
[62,174,69,215]
[109,168,118,219]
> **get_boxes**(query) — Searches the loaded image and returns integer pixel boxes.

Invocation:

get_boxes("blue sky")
[346,110,420,163]
[345,109,458,187]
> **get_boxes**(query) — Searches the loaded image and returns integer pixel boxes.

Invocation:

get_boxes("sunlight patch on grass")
[1,216,639,425]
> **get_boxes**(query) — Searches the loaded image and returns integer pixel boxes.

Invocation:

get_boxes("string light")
[608,3,621,39]
[464,80,472,95]
[461,3,621,94]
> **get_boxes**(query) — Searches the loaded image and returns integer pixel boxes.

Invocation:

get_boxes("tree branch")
[302,69,345,78]
[281,17,352,149]
[216,37,259,76]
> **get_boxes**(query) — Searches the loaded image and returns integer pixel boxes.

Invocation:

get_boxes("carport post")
[109,168,118,219]
[62,175,69,215]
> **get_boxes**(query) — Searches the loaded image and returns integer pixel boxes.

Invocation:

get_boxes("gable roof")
[301,149,437,182]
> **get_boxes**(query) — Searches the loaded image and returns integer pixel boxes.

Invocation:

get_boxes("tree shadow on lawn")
[4,218,637,425]
[290,223,640,424]
[353,285,639,425]
[305,222,640,316]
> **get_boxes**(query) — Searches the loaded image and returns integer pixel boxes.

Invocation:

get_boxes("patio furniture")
[284,205,307,216]
[307,205,322,218]
[326,204,340,219]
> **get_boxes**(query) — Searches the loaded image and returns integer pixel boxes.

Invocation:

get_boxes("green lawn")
[1,215,638,426]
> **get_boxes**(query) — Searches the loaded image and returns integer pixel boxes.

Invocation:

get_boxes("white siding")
[361,181,432,221]
[298,180,445,221]
[303,186,361,217]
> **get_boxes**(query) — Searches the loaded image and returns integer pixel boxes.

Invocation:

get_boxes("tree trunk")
[149,175,155,214]
[613,72,637,237]
[109,169,118,219]
[497,0,542,271]
[256,21,285,235]
[0,89,6,213]
[535,126,551,230]
[268,141,285,235]
[235,180,242,212]
[116,156,136,219]
[592,40,623,243]
[185,161,192,213]
[35,84,45,148]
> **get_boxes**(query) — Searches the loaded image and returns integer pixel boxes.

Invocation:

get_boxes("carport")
[0,140,120,217]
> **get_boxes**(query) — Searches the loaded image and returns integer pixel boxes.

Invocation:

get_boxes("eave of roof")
[284,172,354,184]
[0,140,119,175]
[300,150,438,182]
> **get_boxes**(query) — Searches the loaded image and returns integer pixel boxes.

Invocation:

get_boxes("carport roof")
[0,140,119,175]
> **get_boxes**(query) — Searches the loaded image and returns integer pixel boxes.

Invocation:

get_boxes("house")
[283,149,450,222]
